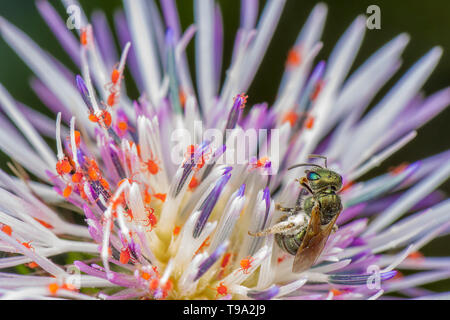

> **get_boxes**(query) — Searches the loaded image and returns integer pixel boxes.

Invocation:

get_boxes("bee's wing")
[292,203,340,273]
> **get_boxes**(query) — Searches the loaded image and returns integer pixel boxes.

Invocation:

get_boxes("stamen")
[224,93,246,133]
[328,270,397,285]
[76,75,94,114]
[166,28,182,115]
[55,112,64,160]
[193,168,232,238]
[297,60,326,113]
[247,285,279,300]
[194,241,228,281]
[209,184,245,253]
[69,117,80,168]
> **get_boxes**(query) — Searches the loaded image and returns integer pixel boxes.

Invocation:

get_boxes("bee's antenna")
[288,163,323,170]
[308,154,327,168]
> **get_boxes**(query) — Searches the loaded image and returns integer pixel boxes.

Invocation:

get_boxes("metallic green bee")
[249,155,343,273]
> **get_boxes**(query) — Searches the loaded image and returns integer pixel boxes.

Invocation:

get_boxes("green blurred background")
[0,0,449,292]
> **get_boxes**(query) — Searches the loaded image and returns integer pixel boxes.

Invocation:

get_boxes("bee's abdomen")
[317,192,342,225]
[275,230,305,256]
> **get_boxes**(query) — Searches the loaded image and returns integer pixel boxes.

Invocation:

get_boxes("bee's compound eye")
[307,172,320,181]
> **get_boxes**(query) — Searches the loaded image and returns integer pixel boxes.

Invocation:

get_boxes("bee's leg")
[248,221,296,237]
[275,203,294,213]
[248,214,308,237]
[332,224,339,233]
[296,177,314,195]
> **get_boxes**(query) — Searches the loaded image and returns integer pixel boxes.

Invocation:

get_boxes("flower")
[0,0,449,300]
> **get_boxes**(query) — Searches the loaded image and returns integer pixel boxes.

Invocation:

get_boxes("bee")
[249,155,343,273]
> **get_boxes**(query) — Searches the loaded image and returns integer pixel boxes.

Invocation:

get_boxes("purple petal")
[247,285,279,300]
[193,169,232,238]
[194,242,228,281]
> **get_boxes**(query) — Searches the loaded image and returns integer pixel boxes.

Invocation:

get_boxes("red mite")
[239,256,254,274]
[107,92,118,107]
[215,282,228,298]
[142,207,157,230]
[143,156,160,175]
[111,69,120,85]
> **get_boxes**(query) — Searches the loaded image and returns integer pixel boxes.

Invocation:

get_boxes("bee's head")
[304,168,342,192]
[288,155,342,193]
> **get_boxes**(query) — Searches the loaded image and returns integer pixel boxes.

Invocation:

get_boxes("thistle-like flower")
[0,0,449,300]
